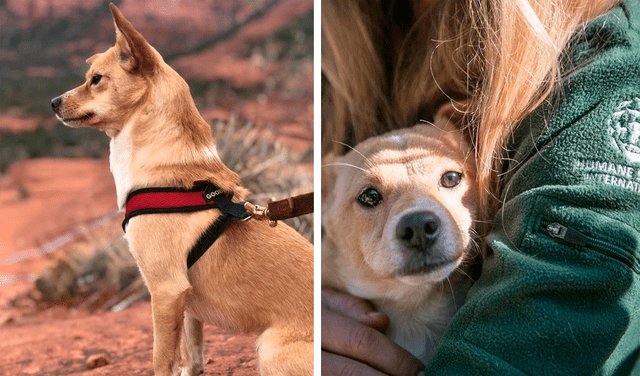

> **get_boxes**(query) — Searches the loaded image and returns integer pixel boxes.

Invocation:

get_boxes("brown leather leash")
[244,192,314,226]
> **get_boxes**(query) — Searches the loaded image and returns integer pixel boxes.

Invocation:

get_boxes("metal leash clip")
[243,201,278,227]
[244,193,313,228]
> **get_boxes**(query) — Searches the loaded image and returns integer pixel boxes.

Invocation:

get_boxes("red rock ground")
[0,296,258,375]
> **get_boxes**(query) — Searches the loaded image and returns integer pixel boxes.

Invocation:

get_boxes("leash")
[122,183,313,269]
[244,192,314,227]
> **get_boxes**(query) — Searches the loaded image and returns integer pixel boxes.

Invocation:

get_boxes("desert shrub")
[0,124,110,173]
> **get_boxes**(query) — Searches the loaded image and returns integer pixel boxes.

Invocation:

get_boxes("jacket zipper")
[540,220,637,271]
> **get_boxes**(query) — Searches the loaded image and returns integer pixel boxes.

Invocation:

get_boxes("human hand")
[321,288,425,376]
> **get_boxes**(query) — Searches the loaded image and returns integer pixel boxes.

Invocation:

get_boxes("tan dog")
[51,4,313,376]
[322,112,479,363]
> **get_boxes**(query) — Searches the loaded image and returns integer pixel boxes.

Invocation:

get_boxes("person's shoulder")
[566,1,640,71]
[502,1,640,201]
[621,0,640,33]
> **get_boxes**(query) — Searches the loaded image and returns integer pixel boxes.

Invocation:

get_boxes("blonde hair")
[322,0,619,221]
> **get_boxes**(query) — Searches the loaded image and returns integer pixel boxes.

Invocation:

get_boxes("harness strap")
[122,184,248,231]
[187,213,233,269]
[186,190,250,269]
[121,184,313,270]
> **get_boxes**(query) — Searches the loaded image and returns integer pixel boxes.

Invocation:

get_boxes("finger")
[321,351,387,376]
[322,306,424,376]
[322,288,389,331]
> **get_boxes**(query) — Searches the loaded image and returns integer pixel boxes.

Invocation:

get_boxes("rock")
[0,314,15,326]
[86,354,110,369]
[23,366,41,375]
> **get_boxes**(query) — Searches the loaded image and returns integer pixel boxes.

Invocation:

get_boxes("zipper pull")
[544,222,588,247]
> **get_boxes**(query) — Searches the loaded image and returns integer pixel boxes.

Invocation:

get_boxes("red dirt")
[0,158,117,257]
[0,290,258,375]
[0,114,42,133]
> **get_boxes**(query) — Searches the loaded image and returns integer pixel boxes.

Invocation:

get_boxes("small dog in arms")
[322,106,479,363]
[52,4,313,375]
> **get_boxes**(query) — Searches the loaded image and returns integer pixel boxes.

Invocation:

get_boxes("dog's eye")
[358,188,383,208]
[440,171,462,188]
[90,74,102,85]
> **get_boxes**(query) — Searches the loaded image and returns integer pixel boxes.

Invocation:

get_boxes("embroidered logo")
[607,98,640,164]
[202,187,225,202]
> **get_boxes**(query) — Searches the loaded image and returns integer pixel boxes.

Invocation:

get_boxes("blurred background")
[0,0,312,373]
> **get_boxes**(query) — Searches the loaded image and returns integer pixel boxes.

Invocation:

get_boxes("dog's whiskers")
[322,162,368,174]
[380,285,392,307]
[454,265,475,283]
[445,277,459,311]
[331,140,373,169]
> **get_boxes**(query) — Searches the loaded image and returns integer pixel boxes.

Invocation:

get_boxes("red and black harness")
[123,184,250,269]
[122,183,313,269]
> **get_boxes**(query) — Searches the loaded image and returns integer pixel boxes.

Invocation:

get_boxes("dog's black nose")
[396,211,440,252]
[51,96,62,112]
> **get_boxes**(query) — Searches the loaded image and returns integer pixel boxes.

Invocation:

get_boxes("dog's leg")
[256,327,314,376]
[180,313,204,376]
[149,284,190,376]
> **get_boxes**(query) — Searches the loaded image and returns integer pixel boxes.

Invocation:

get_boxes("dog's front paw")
[179,365,204,376]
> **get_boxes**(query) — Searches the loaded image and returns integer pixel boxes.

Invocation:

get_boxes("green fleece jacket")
[424,1,640,375]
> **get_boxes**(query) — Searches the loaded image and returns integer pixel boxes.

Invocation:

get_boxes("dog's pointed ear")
[435,100,475,147]
[110,3,157,75]
[435,100,468,126]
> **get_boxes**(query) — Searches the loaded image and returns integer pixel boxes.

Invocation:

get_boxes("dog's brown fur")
[52,4,313,375]
[322,109,478,363]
